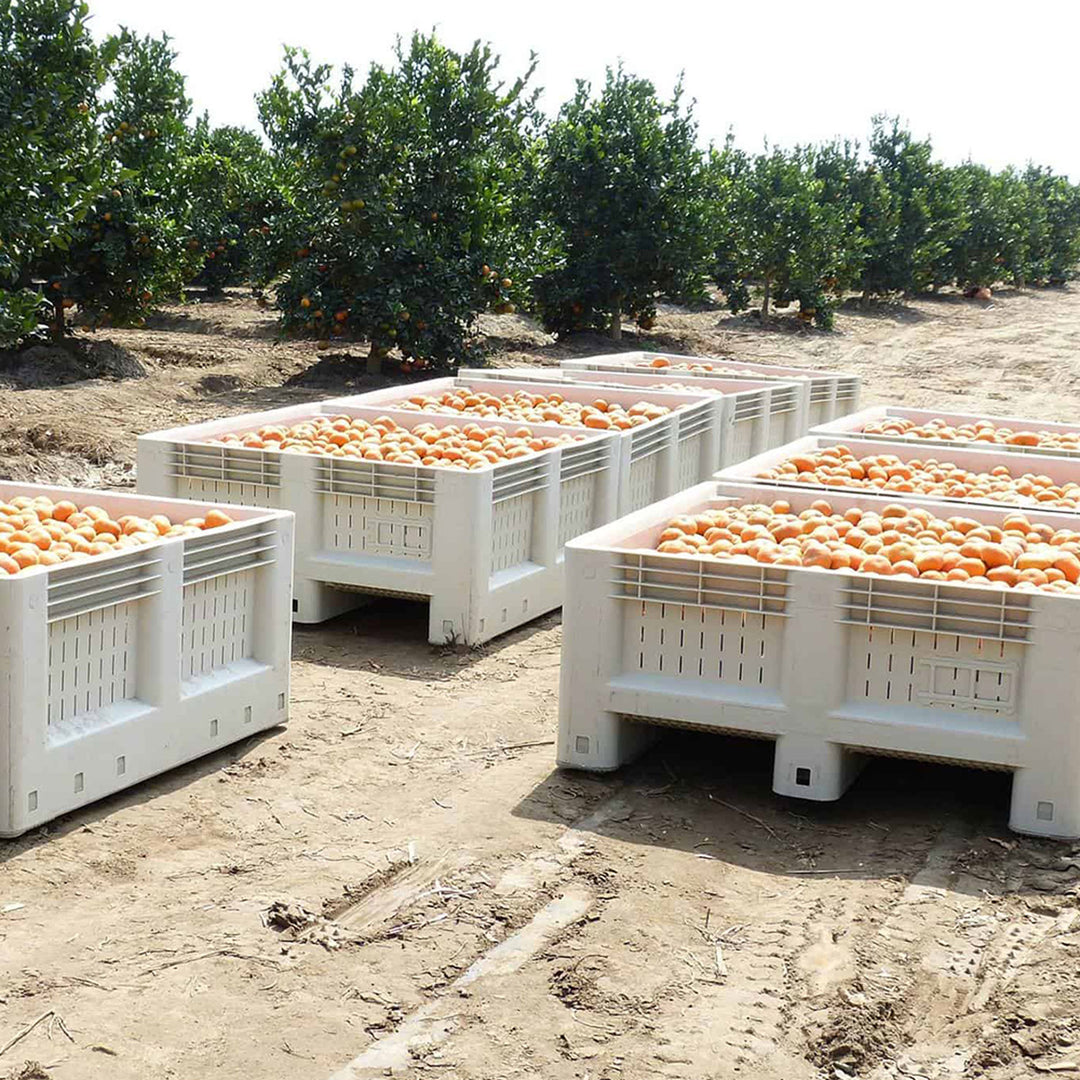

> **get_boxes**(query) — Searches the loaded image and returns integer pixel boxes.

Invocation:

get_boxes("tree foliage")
[531,67,709,338]
[254,33,540,372]
[709,145,860,328]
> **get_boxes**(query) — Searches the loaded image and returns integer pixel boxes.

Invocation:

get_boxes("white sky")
[89,0,1080,179]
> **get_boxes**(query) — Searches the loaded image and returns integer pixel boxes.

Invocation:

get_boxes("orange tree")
[182,119,282,294]
[0,0,112,345]
[530,67,709,338]
[32,29,196,340]
[1022,166,1080,286]
[708,145,860,329]
[254,33,540,373]
[858,117,966,297]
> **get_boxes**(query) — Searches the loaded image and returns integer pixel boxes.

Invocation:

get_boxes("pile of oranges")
[654,498,1080,595]
[639,357,763,378]
[0,495,233,577]
[757,445,1080,508]
[208,414,584,468]
[393,388,671,430]
[860,415,1080,452]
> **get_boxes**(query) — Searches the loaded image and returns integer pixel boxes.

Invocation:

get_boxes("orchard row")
[4,2,1080,367]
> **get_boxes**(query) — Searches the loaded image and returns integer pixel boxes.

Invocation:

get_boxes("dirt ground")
[2,290,1080,1080]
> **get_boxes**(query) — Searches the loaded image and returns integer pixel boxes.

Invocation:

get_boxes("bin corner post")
[772,570,863,800]
[658,415,679,498]
[557,545,650,771]
[281,453,352,625]
[254,513,295,691]
[1009,598,1080,839]
[532,451,560,570]
[614,437,634,517]
[0,573,48,838]
[141,540,182,709]
[702,397,724,474]
[596,440,620,526]
[136,436,175,498]
[715,394,737,470]
[429,469,491,646]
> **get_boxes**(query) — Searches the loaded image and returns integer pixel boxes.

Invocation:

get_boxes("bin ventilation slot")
[848,625,1022,716]
[629,419,673,462]
[168,444,281,488]
[677,403,714,442]
[611,553,790,616]
[315,459,436,503]
[183,524,277,585]
[560,442,612,482]
[768,386,802,415]
[492,459,548,503]
[733,392,769,422]
[47,553,162,623]
[810,381,839,404]
[836,378,860,402]
[839,577,1032,644]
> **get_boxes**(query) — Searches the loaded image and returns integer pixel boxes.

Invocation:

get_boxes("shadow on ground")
[514,726,1033,898]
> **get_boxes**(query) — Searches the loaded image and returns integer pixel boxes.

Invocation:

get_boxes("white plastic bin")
[137,402,619,644]
[0,483,293,837]
[331,374,722,515]
[716,434,1080,515]
[454,367,810,465]
[560,350,860,425]
[813,407,1080,461]
[558,479,1080,839]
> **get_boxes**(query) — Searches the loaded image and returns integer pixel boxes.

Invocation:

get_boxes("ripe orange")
[0,497,234,577]
[652,500,1080,596]
[207,414,585,471]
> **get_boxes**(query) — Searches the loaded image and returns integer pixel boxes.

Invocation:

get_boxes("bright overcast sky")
[88,0,1080,179]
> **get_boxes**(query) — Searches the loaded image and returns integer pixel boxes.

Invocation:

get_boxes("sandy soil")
[2,289,1080,1080]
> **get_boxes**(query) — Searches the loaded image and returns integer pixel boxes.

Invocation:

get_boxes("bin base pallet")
[559,717,1061,838]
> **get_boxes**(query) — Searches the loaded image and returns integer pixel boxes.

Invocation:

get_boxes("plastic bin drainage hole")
[292,598,298,613]
[74,772,84,794]
[575,736,590,754]
[243,706,252,724]
[278,692,286,709]
[28,791,37,812]
[116,756,126,777]
[210,719,219,737]
[795,767,812,787]
[1037,801,1055,822]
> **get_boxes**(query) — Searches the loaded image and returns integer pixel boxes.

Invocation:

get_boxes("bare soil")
[2,289,1080,1080]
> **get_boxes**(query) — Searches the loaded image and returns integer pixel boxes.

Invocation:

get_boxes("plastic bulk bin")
[331,374,722,515]
[813,406,1080,461]
[559,350,860,425]
[454,367,810,465]
[716,434,1080,515]
[0,482,293,837]
[557,479,1080,839]
[137,403,619,645]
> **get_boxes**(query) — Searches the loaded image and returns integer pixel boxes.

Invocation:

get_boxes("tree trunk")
[609,298,622,341]
[761,278,771,323]
[50,297,65,345]
[367,342,388,375]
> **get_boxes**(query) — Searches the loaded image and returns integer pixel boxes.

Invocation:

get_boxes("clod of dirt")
[5,1063,51,1080]
[0,340,145,387]
[808,999,903,1074]
[266,900,351,951]
[195,373,245,394]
